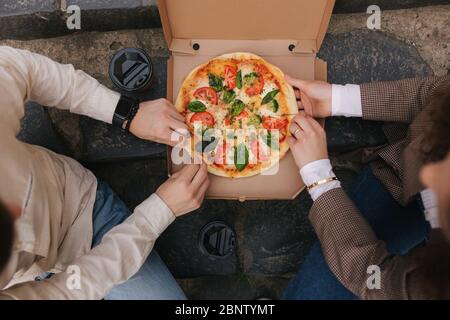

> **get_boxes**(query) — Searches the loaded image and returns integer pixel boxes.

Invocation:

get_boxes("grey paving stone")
[0,1,161,40]
[156,200,239,278]
[319,30,433,152]
[325,117,387,153]
[333,0,450,13]
[320,30,433,84]
[66,0,155,10]
[236,195,315,276]
[0,0,54,17]
[86,158,168,209]
[80,119,167,162]
[2,0,449,40]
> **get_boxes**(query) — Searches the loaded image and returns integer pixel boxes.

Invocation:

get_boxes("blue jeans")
[283,166,430,300]
[92,181,186,300]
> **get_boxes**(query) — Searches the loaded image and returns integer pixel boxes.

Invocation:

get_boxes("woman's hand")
[285,75,332,118]
[288,112,329,170]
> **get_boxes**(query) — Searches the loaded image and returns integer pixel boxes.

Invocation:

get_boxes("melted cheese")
[258,104,278,117]
[261,82,279,97]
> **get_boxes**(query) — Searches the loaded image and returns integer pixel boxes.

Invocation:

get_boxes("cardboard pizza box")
[158,0,334,201]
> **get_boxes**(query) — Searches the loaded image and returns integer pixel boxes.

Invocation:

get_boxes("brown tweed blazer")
[310,76,450,299]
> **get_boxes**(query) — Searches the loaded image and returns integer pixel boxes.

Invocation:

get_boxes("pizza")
[174,52,297,178]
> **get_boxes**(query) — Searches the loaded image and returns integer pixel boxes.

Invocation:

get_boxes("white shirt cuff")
[299,159,341,201]
[332,84,363,117]
[420,188,440,229]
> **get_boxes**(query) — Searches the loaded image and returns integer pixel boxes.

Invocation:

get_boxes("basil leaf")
[236,70,242,89]
[261,131,278,149]
[234,143,249,171]
[268,99,279,112]
[208,73,224,92]
[262,89,280,105]
[248,114,262,126]
[265,131,272,148]
[188,100,206,112]
[222,89,236,104]
[243,72,258,86]
[230,99,245,117]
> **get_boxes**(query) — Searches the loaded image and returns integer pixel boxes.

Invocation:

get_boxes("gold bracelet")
[306,176,339,191]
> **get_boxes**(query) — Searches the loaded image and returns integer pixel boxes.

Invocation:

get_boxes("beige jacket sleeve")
[310,188,421,300]
[0,46,175,299]
[1,195,174,300]
[0,46,120,133]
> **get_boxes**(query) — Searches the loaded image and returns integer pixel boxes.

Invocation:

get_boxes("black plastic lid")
[109,48,153,94]
[198,221,236,258]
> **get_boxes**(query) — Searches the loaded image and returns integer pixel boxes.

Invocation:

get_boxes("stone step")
[0,0,160,40]
[1,0,450,40]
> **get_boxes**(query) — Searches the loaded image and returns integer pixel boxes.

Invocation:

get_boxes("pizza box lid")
[157,0,335,54]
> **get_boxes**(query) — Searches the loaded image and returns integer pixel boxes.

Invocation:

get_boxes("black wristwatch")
[113,95,140,130]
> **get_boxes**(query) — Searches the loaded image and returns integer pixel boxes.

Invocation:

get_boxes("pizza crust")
[175,52,298,178]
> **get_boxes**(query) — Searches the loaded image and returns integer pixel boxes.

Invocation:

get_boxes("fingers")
[162,128,180,147]
[169,118,189,141]
[167,107,185,122]
[289,122,303,140]
[191,163,208,189]
[152,97,184,122]
[294,88,305,109]
[300,91,314,117]
[287,136,297,147]
[308,116,324,132]
[169,117,188,132]
[292,113,314,133]
[285,74,307,90]
[194,177,210,204]
[177,163,201,182]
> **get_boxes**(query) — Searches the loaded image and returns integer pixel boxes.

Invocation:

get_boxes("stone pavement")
[1,2,449,299]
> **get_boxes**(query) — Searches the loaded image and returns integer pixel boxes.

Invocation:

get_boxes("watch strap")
[113,95,140,129]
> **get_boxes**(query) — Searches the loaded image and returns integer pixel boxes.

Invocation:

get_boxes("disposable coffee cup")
[109,48,153,96]
[198,221,236,259]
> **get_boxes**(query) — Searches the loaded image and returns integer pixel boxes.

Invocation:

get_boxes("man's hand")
[156,163,209,217]
[285,75,332,118]
[288,112,329,169]
[129,98,188,146]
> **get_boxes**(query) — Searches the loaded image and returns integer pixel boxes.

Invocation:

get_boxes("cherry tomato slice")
[224,110,248,126]
[190,111,215,127]
[245,74,264,96]
[224,65,237,90]
[214,143,231,166]
[250,140,269,162]
[262,116,288,130]
[194,87,218,105]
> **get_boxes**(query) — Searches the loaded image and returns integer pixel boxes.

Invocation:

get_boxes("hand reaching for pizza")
[285,75,332,118]
[156,163,209,217]
[288,112,329,170]
[129,98,189,146]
